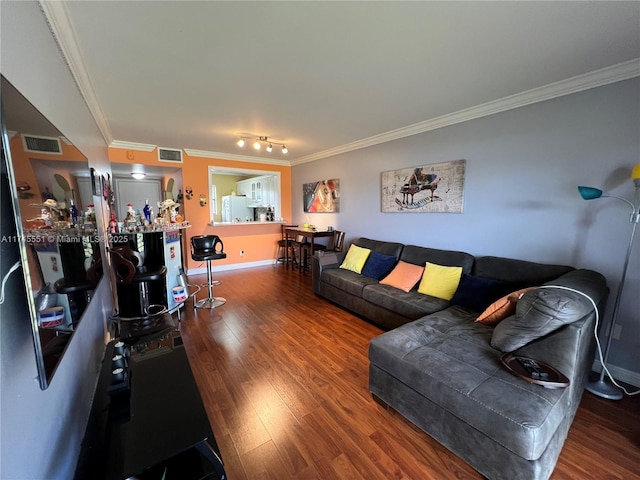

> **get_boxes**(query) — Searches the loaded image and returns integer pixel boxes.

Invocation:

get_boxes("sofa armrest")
[312,251,346,293]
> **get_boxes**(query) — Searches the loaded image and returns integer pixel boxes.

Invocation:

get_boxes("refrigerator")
[221,195,252,222]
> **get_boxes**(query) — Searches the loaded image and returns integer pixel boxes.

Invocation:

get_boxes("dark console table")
[75,330,226,480]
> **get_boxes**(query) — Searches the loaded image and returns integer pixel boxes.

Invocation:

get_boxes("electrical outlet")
[612,324,622,340]
[240,250,244,257]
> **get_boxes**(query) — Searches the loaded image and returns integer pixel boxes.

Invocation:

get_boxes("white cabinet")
[263,176,277,209]
[251,180,262,204]
[236,175,279,216]
[235,179,251,198]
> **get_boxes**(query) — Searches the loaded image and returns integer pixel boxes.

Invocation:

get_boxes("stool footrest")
[194,297,226,309]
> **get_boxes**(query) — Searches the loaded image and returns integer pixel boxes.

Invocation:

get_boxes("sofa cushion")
[369,306,572,461]
[491,269,609,352]
[379,261,424,292]
[361,251,397,280]
[340,244,371,274]
[450,274,505,313]
[472,256,573,289]
[476,287,537,325]
[353,238,404,259]
[363,284,450,319]
[321,268,379,297]
[417,262,463,300]
[400,245,474,274]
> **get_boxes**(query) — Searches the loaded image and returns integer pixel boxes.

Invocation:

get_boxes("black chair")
[299,238,327,274]
[54,278,93,327]
[327,230,345,253]
[191,235,227,310]
[111,246,167,318]
[274,224,298,267]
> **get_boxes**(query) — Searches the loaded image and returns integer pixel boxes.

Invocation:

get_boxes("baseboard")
[188,259,274,275]
[592,361,640,388]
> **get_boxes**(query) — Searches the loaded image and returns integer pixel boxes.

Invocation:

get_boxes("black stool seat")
[191,251,227,262]
[54,278,94,327]
[54,278,93,294]
[131,266,168,283]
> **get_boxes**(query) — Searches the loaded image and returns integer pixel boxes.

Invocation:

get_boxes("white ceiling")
[43,1,640,165]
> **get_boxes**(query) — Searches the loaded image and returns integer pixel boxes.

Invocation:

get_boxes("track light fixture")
[236,135,288,154]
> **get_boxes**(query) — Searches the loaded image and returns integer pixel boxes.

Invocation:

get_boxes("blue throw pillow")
[451,274,505,313]
[362,251,397,280]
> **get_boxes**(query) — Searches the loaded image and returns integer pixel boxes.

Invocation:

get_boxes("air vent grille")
[22,135,62,154]
[158,148,183,163]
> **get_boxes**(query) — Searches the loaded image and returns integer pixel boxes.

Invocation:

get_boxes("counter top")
[209,221,285,226]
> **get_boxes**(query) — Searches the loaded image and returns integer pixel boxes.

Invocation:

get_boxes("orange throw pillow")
[380,261,425,293]
[476,287,537,325]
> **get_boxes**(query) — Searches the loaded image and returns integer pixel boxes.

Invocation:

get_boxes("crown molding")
[36,5,639,169]
[184,148,291,166]
[291,59,640,165]
[39,1,114,146]
[109,141,157,152]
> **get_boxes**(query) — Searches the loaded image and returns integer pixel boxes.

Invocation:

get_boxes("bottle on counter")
[143,199,151,223]
[70,198,79,226]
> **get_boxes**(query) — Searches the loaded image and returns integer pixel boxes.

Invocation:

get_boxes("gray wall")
[293,78,640,383]
[1,2,111,478]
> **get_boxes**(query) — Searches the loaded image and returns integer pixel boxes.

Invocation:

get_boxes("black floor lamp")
[578,162,640,400]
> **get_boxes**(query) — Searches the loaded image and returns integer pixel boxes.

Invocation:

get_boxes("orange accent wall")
[108,147,292,271]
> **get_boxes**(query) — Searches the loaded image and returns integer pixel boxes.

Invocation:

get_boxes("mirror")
[0,76,104,389]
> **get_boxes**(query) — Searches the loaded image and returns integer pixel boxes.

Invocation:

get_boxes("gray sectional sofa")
[311,237,609,480]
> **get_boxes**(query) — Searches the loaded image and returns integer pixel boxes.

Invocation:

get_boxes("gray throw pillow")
[491,286,595,352]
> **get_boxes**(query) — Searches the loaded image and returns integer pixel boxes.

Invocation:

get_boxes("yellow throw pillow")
[417,262,463,300]
[339,244,371,274]
[379,261,425,292]
[476,287,537,325]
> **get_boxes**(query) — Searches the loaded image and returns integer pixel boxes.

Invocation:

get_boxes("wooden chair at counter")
[274,225,299,268]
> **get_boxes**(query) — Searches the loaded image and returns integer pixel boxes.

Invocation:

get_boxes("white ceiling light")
[236,135,289,155]
[131,172,146,180]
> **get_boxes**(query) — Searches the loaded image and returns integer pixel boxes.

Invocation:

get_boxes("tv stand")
[75,331,226,479]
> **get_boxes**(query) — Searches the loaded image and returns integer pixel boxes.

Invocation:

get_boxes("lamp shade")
[578,186,604,200]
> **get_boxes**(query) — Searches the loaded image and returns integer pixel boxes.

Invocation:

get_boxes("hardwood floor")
[178,265,640,480]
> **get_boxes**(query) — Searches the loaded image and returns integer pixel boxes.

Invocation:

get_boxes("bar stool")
[300,239,327,273]
[111,246,167,318]
[53,278,93,327]
[191,235,227,310]
[274,224,298,267]
[327,230,345,252]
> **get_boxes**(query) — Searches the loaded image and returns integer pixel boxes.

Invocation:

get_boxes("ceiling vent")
[158,148,183,163]
[21,134,62,155]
